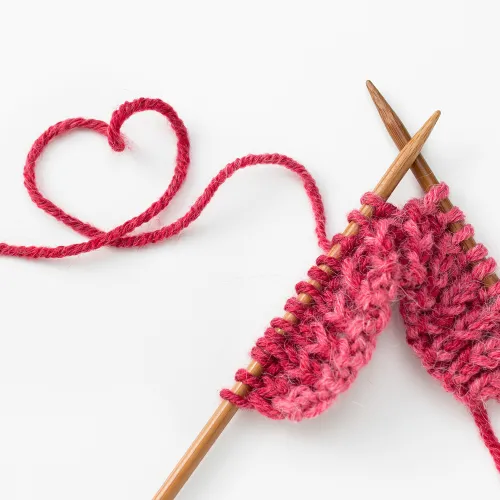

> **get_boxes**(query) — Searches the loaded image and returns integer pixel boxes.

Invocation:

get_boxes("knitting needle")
[153,109,441,500]
[366,80,498,288]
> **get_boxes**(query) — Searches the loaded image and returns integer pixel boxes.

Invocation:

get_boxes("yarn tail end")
[467,400,500,473]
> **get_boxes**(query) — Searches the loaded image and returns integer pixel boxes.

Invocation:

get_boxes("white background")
[0,1,498,498]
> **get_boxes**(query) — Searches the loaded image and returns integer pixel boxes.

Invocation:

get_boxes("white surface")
[0,1,498,498]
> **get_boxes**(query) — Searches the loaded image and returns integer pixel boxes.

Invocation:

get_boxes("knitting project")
[2,97,499,473]
[221,184,500,472]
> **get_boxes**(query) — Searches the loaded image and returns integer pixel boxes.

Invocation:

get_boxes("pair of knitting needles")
[152,81,495,499]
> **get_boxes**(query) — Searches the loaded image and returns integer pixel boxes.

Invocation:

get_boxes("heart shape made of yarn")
[17,98,190,258]
[1,98,331,258]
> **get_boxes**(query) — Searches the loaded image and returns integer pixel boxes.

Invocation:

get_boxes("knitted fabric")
[399,183,500,471]
[222,184,500,472]
[221,193,402,420]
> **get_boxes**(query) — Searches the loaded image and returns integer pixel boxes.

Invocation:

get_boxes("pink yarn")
[0,98,330,258]
[222,184,500,472]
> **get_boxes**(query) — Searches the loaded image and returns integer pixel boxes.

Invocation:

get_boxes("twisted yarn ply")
[2,97,499,473]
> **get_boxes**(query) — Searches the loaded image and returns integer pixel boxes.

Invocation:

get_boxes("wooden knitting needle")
[366,80,498,288]
[153,109,441,500]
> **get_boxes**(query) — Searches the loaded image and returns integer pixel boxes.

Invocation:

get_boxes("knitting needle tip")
[365,79,377,95]
[366,80,388,108]
[366,80,443,139]
[423,110,441,135]
[366,79,440,141]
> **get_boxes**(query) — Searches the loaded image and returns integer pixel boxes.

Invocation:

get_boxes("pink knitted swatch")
[399,183,500,472]
[221,193,402,420]
[222,184,500,472]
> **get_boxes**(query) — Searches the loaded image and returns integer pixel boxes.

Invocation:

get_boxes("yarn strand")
[468,401,500,472]
[1,98,330,259]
